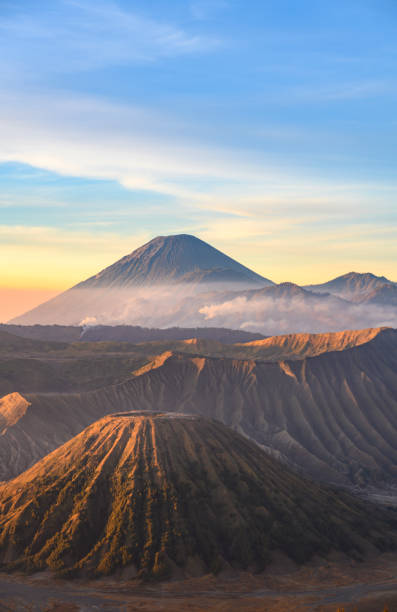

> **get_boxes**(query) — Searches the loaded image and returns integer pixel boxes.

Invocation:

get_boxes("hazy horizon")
[0,232,397,322]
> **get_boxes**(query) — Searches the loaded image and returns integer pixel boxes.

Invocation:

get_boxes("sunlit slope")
[0,392,30,430]
[141,328,388,361]
[0,327,383,398]
[230,327,387,360]
[0,413,395,578]
[1,328,396,485]
[122,329,397,485]
[81,327,390,362]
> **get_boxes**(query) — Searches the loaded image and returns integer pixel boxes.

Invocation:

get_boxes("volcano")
[10,237,397,330]
[11,234,273,325]
[0,412,395,579]
[75,234,271,289]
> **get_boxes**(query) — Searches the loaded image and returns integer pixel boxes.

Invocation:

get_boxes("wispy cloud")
[1,87,396,217]
[0,0,218,76]
[0,224,144,249]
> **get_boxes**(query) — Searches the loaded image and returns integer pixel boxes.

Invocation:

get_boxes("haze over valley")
[10,235,397,335]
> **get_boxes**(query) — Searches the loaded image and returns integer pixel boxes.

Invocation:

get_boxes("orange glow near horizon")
[1,232,396,322]
[0,288,61,323]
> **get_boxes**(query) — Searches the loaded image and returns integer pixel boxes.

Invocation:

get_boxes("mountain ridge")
[9,235,397,330]
[233,327,388,359]
[0,326,396,485]
[305,272,395,300]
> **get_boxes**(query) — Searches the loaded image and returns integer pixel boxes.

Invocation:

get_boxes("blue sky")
[0,0,396,295]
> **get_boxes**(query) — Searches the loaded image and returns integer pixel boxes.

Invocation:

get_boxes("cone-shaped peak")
[0,412,395,579]
[77,233,273,289]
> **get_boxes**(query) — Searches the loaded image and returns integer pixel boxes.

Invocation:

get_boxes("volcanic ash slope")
[0,413,395,579]
[1,327,397,486]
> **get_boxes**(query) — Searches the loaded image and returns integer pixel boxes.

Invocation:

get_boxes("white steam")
[16,283,397,335]
[199,294,397,334]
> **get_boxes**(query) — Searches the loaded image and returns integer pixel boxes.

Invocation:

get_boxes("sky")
[1,0,396,320]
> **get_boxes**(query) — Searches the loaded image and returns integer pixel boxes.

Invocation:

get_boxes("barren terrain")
[0,553,396,611]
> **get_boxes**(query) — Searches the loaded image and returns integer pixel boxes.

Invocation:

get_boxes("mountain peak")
[144,233,197,243]
[77,233,273,289]
[245,282,328,301]
[10,233,273,325]
[337,271,390,282]
[305,271,395,299]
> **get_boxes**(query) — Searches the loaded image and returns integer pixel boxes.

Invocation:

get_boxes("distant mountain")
[0,326,384,397]
[76,234,272,288]
[8,236,397,330]
[76,234,272,289]
[0,329,67,353]
[243,281,347,303]
[1,323,264,344]
[1,327,397,486]
[78,324,265,344]
[204,282,332,303]
[196,282,355,334]
[357,283,397,307]
[10,235,273,325]
[305,272,395,301]
[0,325,82,343]
[0,412,395,578]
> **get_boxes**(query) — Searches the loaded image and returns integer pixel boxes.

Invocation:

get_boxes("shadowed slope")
[0,325,262,397]
[78,324,264,344]
[0,325,83,343]
[1,323,264,344]
[75,234,271,289]
[358,283,397,306]
[0,327,384,399]
[0,413,395,579]
[244,282,340,301]
[0,328,396,485]
[0,329,67,353]
[305,272,395,300]
[0,346,150,397]
[199,281,349,312]
[116,328,397,485]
